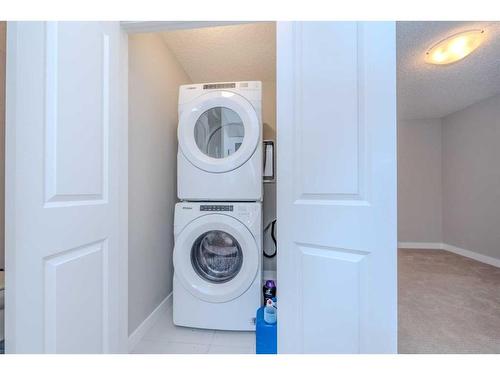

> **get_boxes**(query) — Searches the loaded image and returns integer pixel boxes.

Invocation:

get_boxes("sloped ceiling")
[161,22,276,84]
[398,21,500,120]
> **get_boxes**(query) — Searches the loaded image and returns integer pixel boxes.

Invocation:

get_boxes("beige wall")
[442,93,500,260]
[262,80,276,271]
[398,118,443,243]
[128,33,191,334]
[0,22,5,270]
[399,93,500,262]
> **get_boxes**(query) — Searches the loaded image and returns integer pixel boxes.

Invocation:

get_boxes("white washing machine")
[177,81,262,201]
[173,201,262,331]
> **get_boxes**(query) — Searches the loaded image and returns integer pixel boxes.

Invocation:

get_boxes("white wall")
[398,118,442,243]
[442,93,500,260]
[128,33,191,335]
[399,93,500,262]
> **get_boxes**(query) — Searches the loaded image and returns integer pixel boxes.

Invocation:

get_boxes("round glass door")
[173,213,259,302]
[178,91,260,173]
[191,230,243,283]
[194,107,245,159]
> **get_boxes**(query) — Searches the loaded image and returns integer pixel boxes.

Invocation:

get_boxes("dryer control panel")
[200,204,234,212]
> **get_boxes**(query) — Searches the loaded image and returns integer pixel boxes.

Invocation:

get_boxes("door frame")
[118,20,262,351]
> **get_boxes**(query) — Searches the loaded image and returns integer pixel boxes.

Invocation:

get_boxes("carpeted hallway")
[398,249,500,353]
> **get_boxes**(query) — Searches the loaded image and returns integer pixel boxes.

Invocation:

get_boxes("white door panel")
[277,22,397,353]
[298,22,361,197]
[45,22,110,204]
[5,21,127,353]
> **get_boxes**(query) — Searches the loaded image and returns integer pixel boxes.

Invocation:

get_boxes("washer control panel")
[200,204,234,212]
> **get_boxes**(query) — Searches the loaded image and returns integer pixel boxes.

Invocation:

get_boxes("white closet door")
[5,21,127,353]
[277,22,397,353]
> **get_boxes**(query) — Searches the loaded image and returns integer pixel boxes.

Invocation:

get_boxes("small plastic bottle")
[263,280,276,304]
[263,298,277,324]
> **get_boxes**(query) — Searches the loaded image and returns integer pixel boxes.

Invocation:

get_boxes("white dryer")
[173,202,262,331]
[177,81,262,201]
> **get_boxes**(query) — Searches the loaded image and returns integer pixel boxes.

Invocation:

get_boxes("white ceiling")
[161,22,276,84]
[397,21,500,120]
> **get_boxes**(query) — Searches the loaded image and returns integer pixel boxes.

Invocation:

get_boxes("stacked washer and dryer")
[173,81,263,331]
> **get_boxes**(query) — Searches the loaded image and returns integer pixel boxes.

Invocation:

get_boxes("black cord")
[263,219,277,258]
[270,220,276,246]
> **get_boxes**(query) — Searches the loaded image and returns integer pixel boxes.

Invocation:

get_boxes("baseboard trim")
[398,242,444,250]
[128,292,172,353]
[398,242,500,268]
[441,243,500,268]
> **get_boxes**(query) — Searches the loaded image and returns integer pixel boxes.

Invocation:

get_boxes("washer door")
[174,214,259,303]
[178,91,260,173]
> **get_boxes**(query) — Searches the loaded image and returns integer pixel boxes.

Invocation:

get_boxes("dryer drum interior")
[194,106,245,159]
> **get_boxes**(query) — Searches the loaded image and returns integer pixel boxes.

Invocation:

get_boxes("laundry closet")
[127,23,276,352]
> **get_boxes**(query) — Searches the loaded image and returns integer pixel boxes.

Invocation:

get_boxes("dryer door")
[173,214,259,303]
[178,91,260,173]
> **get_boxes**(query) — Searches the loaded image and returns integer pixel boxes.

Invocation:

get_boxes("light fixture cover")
[425,29,485,65]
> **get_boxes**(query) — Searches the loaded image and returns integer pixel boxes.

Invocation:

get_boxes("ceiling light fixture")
[425,29,485,65]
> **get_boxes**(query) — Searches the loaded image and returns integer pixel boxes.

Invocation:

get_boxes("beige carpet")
[398,249,500,353]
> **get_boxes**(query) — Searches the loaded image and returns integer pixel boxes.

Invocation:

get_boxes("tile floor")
[132,303,256,354]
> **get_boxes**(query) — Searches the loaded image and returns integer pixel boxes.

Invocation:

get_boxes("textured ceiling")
[161,22,276,84]
[397,21,500,120]
[161,21,500,120]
